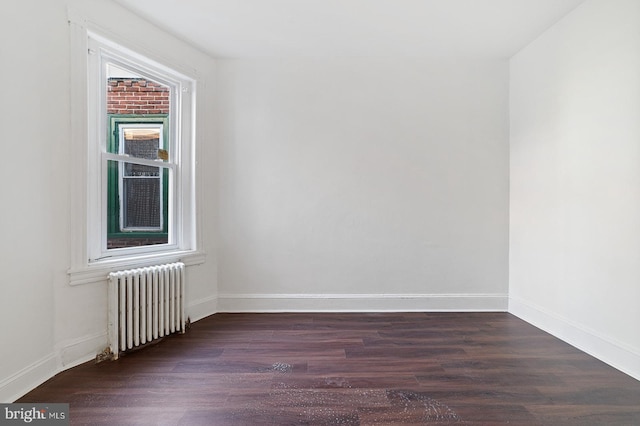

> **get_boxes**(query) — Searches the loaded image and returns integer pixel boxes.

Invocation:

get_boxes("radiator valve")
[95,347,115,363]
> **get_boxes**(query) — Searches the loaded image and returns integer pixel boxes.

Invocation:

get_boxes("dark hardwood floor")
[18,312,640,425]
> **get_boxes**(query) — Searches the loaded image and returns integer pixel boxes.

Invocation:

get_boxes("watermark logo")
[0,404,68,425]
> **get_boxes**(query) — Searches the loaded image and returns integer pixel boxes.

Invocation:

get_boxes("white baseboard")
[187,295,218,322]
[56,332,108,370]
[1,332,107,403]
[217,293,508,312]
[509,297,640,381]
[0,353,58,403]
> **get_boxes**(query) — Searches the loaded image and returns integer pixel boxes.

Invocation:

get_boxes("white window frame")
[68,17,203,285]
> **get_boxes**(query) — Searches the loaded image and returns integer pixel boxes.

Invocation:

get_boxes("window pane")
[106,158,169,250]
[123,129,161,160]
[123,175,161,228]
[105,68,170,251]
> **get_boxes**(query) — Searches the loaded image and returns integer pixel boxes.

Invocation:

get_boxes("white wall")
[0,0,218,402]
[0,0,65,403]
[216,58,510,311]
[510,0,640,379]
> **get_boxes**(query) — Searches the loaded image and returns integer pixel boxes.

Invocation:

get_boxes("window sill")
[67,250,206,286]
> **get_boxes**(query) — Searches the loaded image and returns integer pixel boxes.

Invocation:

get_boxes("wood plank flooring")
[17,313,640,425]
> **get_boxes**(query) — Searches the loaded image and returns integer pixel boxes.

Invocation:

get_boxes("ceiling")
[113,0,586,58]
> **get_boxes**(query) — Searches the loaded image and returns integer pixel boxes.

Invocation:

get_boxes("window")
[78,31,198,267]
[107,118,169,248]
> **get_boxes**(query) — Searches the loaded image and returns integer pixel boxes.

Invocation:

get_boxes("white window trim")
[68,14,205,286]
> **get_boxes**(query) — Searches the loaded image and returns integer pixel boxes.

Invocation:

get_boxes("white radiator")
[108,262,185,359]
